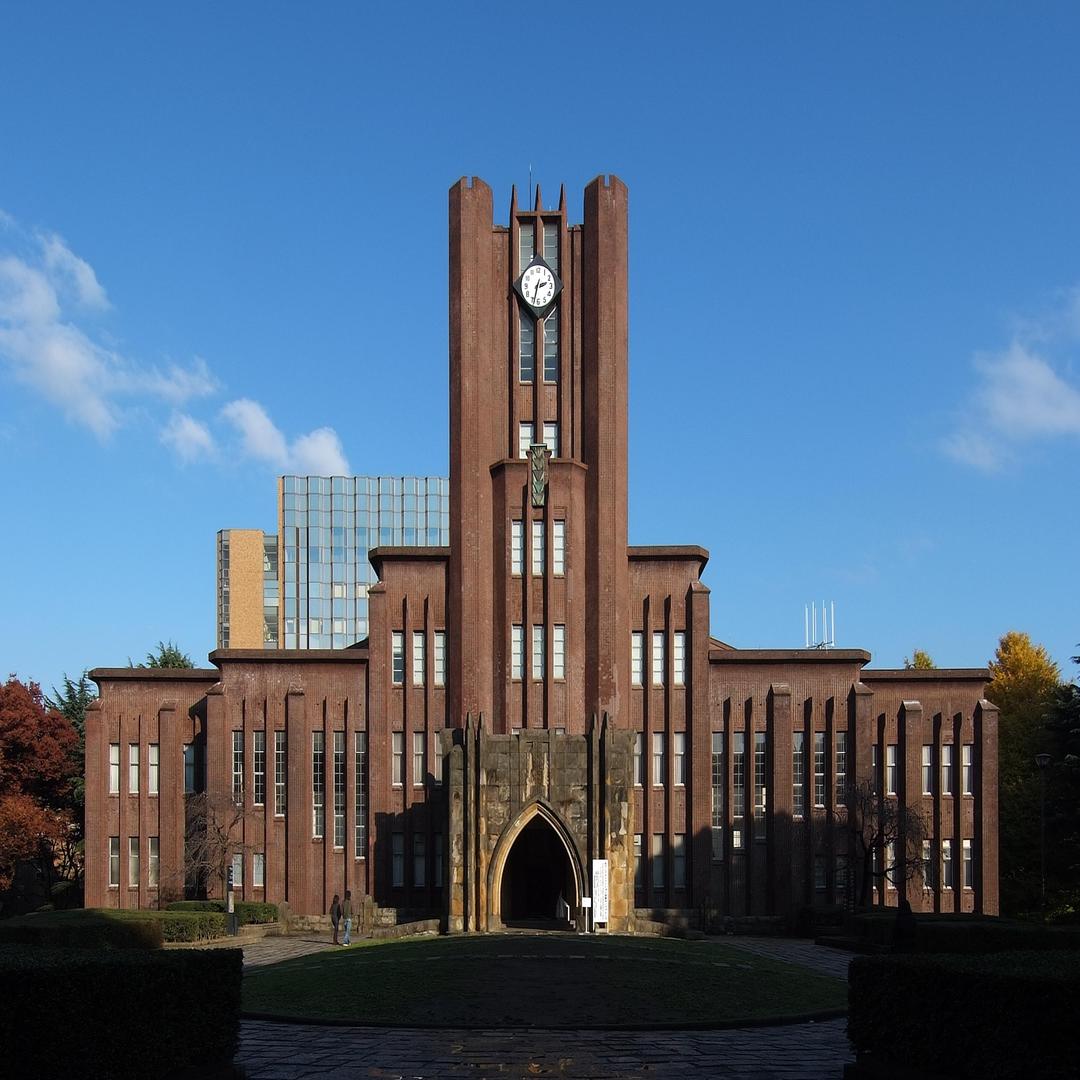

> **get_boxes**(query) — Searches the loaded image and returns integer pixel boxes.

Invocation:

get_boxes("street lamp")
[1035,753,1051,916]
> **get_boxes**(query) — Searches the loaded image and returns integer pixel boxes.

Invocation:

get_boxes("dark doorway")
[500,816,576,929]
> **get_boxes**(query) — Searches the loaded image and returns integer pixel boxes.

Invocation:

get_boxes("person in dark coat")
[329,893,342,945]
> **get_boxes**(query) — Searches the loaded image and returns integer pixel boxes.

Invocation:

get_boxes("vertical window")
[434,631,446,686]
[553,625,566,680]
[148,837,159,888]
[923,839,935,890]
[274,731,286,815]
[532,625,545,679]
[835,731,847,800]
[553,520,565,575]
[673,632,686,686]
[711,732,724,862]
[942,744,954,796]
[673,732,687,786]
[412,631,425,686]
[885,842,896,888]
[652,731,665,787]
[183,743,196,794]
[519,222,534,271]
[253,732,266,806]
[962,744,974,795]
[392,631,404,685]
[355,731,368,855]
[814,854,827,892]
[232,852,243,889]
[835,855,849,901]
[109,743,120,794]
[753,732,767,823]
[333,732,345,847]
[128,836,139,888]
[673,834,687,889]
[511,520,523,575]
[651,834,665,890]
[542,421,559,456]
[733,732,746,820]
[312,732,325,839]
[942,838,954,889]
[253,852,266,888]
[434,833,444,887]
[432,728,444,785]
[792,732,805,818]
[518,309,535,382]
[129,744,139,794]
[392,832,405,888]
[813,732,826,808]
[922,745,934,795]
[886,744,898,796]
[631,632,644,686]
[963,839,973,888]
[542,221,559,270]
[532,520,545,576]
[512,625,524,679]
[518,422,534,459]
[871,744,880,795]
[543,311,559,382]
[413,731,425,786]
[108,836,120,887]
[652,631,665,686]
[634,834,645,891]
[392,732,404,787]
[413,834,427,888]
[232,732,243,804]
[633,732,644,786]
[148,744,159,795]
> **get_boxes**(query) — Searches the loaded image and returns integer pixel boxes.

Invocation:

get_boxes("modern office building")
[216,476,450,650]
[85,176,999,928]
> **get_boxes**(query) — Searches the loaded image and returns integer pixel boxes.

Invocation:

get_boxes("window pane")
[553,520,565,575]
[652,632,664,686]
[519,310,535,382]
[532,520,545,576]
[532,624,544,679]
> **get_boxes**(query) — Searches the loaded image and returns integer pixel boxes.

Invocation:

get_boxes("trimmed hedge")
[852,910,1080,953]
[0,909,163,949]
[147,910,228,942]
[0,944,242,1079]
[848,951,1080,1079]
[166,899,277,925]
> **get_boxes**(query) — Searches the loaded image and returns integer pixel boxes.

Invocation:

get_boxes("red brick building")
[85,176,999,927]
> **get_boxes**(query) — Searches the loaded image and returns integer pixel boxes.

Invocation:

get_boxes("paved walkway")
[724,936,853,981]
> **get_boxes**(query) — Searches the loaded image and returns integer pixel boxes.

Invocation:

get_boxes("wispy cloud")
[222,398,350,475]
[943,290,1080,471]
[161,411,216,463]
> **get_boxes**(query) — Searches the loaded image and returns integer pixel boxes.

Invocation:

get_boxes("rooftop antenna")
[804,601,836,649]
[528,164,533,207]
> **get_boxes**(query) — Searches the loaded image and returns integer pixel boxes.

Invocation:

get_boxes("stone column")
[975,699,999,915]
[768,684,793,921]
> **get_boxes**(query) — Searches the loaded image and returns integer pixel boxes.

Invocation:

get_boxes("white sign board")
[591,859,609,924]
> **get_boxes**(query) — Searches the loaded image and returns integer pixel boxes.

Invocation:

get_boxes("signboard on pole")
[591,859,609,924]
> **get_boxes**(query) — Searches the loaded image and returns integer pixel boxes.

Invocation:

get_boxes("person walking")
[342,889,353,946]
[329,893,342,946]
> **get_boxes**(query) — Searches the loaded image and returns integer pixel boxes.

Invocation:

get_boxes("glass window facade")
[835,731,847,800]
[814,732,826,807]
[333,732,345,847]
[754,732,767,824]
[274,731,286,815]
[312,732,325,839]
[543,309,558,382]
[519,310,535,382]
[711,732,724,861]
[355,731,368,855]
[542,222,558,270]
[792,731,805,819]
[253,731,265,806]
[232,732,243,804]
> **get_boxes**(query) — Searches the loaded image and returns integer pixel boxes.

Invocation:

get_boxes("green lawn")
[242,933,846,1027]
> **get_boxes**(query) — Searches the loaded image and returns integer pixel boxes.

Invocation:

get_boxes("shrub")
[234,900,277,925]
[0,944,242,1079]
[0,909,163,949]
[850,910,1080,953]
[848,951,1080,1079]
[143,910,228,942]
[166,899,226,914]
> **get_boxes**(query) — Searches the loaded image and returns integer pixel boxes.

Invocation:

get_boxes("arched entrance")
[488,801,583,930]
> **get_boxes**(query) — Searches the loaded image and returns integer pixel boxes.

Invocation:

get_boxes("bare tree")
[182,791,257,900]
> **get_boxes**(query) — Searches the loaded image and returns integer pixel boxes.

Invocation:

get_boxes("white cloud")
[222,398,351,475]
[40,232,109,310]
[941,431,1001,472]
[161,412,216,463]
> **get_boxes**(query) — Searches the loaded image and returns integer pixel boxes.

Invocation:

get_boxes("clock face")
[520,263,557,309]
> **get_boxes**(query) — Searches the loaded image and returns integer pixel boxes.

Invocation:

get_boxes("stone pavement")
[235,934,855,1078]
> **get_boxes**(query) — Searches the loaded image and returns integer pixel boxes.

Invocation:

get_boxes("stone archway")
[487,801,585,930]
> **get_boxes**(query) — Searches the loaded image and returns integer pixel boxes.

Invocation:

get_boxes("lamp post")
[1035,753,1051,916]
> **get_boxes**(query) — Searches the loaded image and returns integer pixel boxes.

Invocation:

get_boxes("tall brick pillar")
[899,699,923,908]
[769,684,794,920]
[974,698,999,915]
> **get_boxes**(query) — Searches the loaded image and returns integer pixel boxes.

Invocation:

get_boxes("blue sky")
[2,2,1078,694]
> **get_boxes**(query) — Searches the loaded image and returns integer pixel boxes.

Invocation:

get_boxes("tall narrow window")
[673,732,687,786]
[518,309,535,382]
[413,731,425,786]
[274,731,286,815]
[434,833,444,887]
[673,632,686,686]
[108,836,119,887]
[814,854,827,892]
[392,732,404,786]
[941,744,954,796]
[942,838,954,888]
[634,732,644,786]
[651,833,665,889]
[962,744,974,795]
[518,222,534,271]
[922,745,934,795]
[753,732,767,823]
[109,743,120,794]
[232,732,243,804]
[253,731,266,807]
[432,728,444,785]
[814,732,826,808]
[412,631,425,686]
[962,838,973,888]
[183,743,197,795]
[532,624,545,679]
[333,732,345,847]
[532,520,545,576]
[128,836,139,888]
[652,731,665,787]
[511,520,523,575]
[711,732,724,861]
[634,834,645,891]
[673,833,687,889]
[922,839,935,890]
[129,744,140,794]
[312,732,325,839]
[886,744,898,796]
[553,625,566,680]
[392,832,405,888]
[434,631,446,686]
[148,837,159,888]
[733,732,746,821]
[631,632,643,686]
[835,731,848,801]
[392,631,404,685]
[518,422,534,459]
[542,421,559,456]
[792,731,806,819]
[652,631,665,686]
[148,744,159,795]
[253,852,265,888]
[553,520,565,575]
[835,854,849,901]
[413,833,427,888]
[355,731,368,855]
[542,221,558,270]
[512,625,524,679]
[543,310,559,382]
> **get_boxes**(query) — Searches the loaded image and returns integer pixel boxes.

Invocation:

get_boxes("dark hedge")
[0,945,242,1079]
[0,909,163,949]
[848,951,1080,1079]
[852,910,1080,953]
[166,899,277,925]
